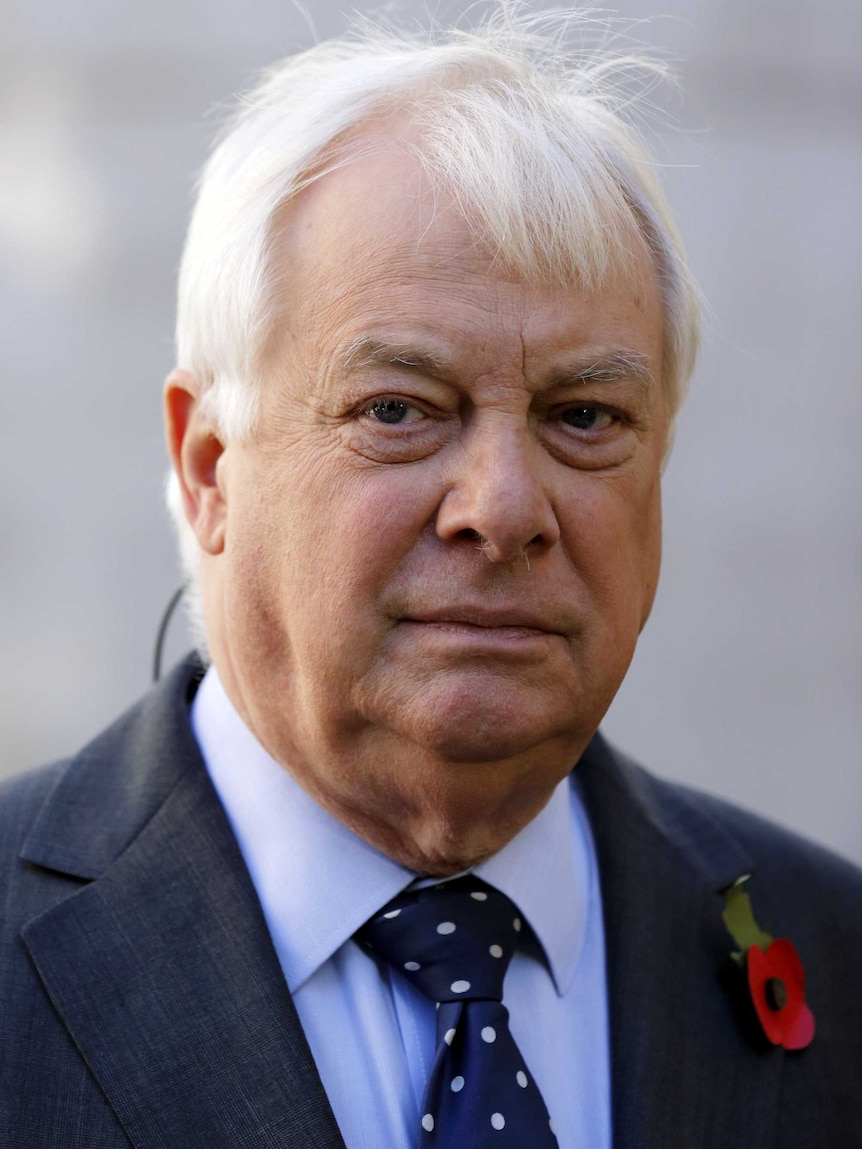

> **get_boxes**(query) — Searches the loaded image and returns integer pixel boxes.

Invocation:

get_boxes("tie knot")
[356,877,524,1003]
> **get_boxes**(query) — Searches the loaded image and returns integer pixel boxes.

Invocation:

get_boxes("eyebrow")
[340,337,455,379]
[341,337,655,393]
[553,351,656,394]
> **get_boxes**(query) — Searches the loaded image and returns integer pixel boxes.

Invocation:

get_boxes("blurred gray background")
[1,0,859,865]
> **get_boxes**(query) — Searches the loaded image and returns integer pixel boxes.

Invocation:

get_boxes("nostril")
[461,529,483,542]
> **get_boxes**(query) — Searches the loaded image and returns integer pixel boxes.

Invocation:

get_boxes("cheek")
[228,454,439,640]
[307,464,440,574]
[622,470,663,630]
[562,467,663,630]
[638,483,663,627]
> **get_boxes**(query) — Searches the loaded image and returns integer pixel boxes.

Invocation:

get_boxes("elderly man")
[1,12,860,1149]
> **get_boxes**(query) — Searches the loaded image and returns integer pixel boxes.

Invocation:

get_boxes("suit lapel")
[21,659,346,1149]
[577,736,785,1149]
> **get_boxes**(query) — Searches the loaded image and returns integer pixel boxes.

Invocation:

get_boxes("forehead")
[266,129,664,380]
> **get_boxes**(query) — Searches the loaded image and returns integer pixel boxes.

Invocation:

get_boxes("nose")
[435,416,561,562]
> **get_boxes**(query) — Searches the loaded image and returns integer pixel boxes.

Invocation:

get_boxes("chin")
[420,727,537,764]
[394,681,582,765]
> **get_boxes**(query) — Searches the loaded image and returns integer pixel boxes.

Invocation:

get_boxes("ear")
[164,369,227,555]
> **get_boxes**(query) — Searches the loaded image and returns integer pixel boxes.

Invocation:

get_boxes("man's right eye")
[364,397,423,424]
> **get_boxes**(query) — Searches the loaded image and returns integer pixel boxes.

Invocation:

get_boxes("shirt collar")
[476,775,589,996]
[192,667,589,997]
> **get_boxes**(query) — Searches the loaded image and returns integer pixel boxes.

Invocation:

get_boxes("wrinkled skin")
[165,130,670,874]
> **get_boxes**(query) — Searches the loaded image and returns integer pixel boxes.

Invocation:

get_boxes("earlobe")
[164,369,228,555]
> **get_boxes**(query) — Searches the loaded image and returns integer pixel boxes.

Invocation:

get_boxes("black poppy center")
[765,976,788,1011]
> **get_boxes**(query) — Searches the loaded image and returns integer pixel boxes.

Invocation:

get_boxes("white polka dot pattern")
[356,876,559,1149]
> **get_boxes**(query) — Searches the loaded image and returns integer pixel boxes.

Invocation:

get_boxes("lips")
[403,606,562,634]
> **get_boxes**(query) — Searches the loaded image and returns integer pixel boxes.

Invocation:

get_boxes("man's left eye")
[560,405,614,431]
[364,397,424,424]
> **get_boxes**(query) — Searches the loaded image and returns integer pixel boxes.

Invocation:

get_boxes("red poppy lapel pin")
[722,875,815,1051]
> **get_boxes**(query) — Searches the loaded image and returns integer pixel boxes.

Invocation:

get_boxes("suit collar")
[21,656,346,1149]
[577,735,783,1149]
[20,656,207,879]
[577,733,755,895]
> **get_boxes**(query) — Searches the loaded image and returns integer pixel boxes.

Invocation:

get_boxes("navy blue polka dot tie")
[357,876,559,1148]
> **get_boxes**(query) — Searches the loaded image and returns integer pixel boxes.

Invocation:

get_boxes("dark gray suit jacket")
[2,657,861,1147]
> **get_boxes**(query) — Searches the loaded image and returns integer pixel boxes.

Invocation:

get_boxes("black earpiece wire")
[153,585,186,683]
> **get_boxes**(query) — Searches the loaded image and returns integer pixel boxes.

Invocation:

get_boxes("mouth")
[405,606,559,631]
[400,607,564,642]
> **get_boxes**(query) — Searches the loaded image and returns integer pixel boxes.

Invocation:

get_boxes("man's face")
[189,133,669,871]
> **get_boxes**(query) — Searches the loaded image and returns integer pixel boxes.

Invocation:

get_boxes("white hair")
[167,7,702,647]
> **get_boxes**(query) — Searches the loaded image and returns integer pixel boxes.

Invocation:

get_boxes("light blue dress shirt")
[192,668,611,1149]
